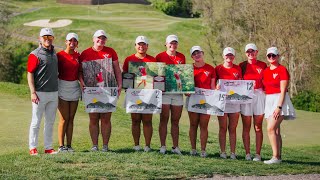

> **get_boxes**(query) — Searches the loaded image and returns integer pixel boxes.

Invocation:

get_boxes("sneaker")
[133,145,141,151]
[91,145,99,152]
[264,157,282,164]
[200,151,207,158]
[171,147,182,155]
[101,145,108,152]
[29,148,38,156]
[230,153,237,160]
[67,146,74,153]
[44,149,58,155]
[58,146,68,153]
[245,153,252,161]
[190,149,197,156]
[159,146,166,154]
[144,146,151,152]
[220,152,227,159]
[253,154,261,161]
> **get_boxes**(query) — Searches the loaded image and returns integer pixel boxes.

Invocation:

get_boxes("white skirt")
[58,79,81,101]
[264,93,296,120]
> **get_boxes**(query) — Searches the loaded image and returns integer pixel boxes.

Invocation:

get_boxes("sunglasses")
[42,35,54,40]
[267,54,277,58]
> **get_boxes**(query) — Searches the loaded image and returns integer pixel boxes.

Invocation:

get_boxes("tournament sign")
[125,89,162,114]
[165,64,195,94]
[188,88,227,116]
[83,87,118,113]
[128,62,166,89]
[219,79,254,104]
[82,58,117,87]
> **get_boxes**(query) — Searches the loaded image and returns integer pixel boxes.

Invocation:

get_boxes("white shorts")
[58,79,81,101]
[264,93,296,120]
[240,89,265,116]
[162,94,183,106]
[224,103,240,113]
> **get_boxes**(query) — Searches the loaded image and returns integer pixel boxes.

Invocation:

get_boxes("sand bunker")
[24,19,72,28]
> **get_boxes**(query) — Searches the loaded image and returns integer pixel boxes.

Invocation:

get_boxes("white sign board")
[125,89,162,114]
[188,88,227,116]
[219,79,254,104]
[83,87,118,113]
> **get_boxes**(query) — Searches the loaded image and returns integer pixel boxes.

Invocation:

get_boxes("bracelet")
[277,106,282,110]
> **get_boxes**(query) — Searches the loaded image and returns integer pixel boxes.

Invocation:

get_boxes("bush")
[292,91,320,112]
[150,0,198,18]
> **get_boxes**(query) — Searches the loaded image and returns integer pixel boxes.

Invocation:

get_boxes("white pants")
[29,91,58,150]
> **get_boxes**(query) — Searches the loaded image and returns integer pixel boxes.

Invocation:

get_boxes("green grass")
[1,1,320,178]
[0,82,319,179]
[7,0,204,66]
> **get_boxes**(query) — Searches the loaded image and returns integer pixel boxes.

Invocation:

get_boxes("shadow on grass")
[284,160,320,166]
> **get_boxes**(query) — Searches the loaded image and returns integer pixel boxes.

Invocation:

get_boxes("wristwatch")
[277,106,282,110]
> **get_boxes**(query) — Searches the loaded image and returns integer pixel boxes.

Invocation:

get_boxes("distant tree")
[193,0,320,97]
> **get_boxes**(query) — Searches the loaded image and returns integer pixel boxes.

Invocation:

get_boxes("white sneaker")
[200,151,207,158]
[171,147,182,155]
[144,146,151,152]
[159,146,166,154]
[101,145,108,152]
[230,153,237,160]
[245,154,252,161]
[220,152,227,159]
[91,145,99,152]
[253,154,261,161]
[133,145,141,151]
[264,157,282,164]
[190,149,197,156]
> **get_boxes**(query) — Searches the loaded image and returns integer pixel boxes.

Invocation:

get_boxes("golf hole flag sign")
[219,79,254,104]
[125,89,162,114]
[188,88,227,116]
[83,87,118,113]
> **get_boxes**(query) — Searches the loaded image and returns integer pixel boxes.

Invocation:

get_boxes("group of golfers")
[27,28,295,165]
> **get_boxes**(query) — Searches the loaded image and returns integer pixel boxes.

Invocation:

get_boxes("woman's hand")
[273,107,281,120]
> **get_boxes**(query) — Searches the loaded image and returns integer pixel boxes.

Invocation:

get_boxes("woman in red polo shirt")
[187,46,216,158]
[57,33,81,152]
[215,47,242,160]
[122,36,156,152]
[263,47,296,164]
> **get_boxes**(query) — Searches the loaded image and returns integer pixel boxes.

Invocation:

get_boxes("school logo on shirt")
[176,60,182,64]
[103,54,111,59]
[204,71,210,77]
[233,72,239,78]
[273,73,278,79]
[256,68,262,74]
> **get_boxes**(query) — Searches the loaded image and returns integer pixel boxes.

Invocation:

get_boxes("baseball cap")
[135,36,148,44]
[190,46,203,55]
[223,47,236,56]
[165,35,178,44]
[266,47,279,55]
[66,33,79,41]
[39,28,54,37]
[93,30,107,38]
[245,43,257,52]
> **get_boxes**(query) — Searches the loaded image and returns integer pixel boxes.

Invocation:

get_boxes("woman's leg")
[188,111,200,150]
[131,113,142,146]
[228,112,240,154]
[171,105,183,148]
[66,100,78,146]
[142,114,153,147]
[218,114,228,153]
[100,112,112,146]
[253,114,264,155]
[199,114,210,151]
[241,114,252,155]
[58,98,70,147]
